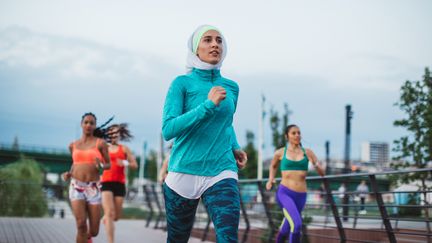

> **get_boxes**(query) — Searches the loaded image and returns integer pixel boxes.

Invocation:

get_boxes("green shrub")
[0,157,47,217]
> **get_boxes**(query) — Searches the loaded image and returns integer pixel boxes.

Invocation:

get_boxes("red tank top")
[101,144,127,184]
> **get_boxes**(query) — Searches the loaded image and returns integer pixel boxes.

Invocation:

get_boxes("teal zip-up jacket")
[162,68,240,176]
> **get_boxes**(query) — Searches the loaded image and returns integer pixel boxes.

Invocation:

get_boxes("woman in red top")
[62,112,111,243]
[101,123,138,243]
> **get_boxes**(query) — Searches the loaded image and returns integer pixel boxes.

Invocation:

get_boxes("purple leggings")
[275,184,307,243]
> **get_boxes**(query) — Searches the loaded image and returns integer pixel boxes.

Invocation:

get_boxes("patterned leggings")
[163,178,240,243]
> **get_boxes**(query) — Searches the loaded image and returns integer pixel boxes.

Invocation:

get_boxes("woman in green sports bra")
[266,124,324,243]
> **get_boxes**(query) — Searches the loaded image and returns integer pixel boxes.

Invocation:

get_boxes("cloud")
[0,26,179,151]
[0,26,177,85]
[0,26,425,159]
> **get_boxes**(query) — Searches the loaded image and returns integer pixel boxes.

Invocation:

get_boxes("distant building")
[361,142,389,168]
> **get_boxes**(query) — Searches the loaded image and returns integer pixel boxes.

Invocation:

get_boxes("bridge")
[0,143,387,190]
[0,143,72,174]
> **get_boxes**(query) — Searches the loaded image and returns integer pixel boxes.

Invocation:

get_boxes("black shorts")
[101,182,126,197]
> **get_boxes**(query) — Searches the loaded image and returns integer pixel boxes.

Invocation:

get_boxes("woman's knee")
[293,219,303,233]
[105,208,116,220]
[76,219,87,234]
[89,227,99,237]
[114,213,121,221]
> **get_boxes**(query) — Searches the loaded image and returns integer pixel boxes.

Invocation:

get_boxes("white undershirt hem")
[165,170,238,199]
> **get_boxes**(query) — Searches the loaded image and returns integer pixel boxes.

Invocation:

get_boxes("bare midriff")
[71,164,100,182]
[280,170,307,192]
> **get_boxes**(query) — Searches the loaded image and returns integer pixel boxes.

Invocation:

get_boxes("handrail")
[1,167,431,243]
[239,167,432,183]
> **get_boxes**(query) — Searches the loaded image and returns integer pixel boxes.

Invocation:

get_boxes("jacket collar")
[190,68,221,81]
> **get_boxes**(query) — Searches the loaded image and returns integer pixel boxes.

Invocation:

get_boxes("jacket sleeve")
[230,83,241,150]
[162,78,217,141]
[229,125,241,150]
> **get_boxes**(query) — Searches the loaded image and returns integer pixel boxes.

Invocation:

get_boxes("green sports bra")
[280,144,309,171]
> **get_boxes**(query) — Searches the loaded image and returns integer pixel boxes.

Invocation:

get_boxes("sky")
[0,0,431,160]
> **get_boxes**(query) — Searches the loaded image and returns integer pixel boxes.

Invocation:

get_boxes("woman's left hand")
[234,149,248,169]
[95,157,110,170]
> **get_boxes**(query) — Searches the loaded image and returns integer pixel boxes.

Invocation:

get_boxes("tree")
[0,157,47,217]
[269,103,291,150]
[392,67,432,220]
[127,159,138,186]
[393,67,432,175]
[267,103,292,179]
[239,130,258,179]
[12,136,19,151]
[145,149,158,182]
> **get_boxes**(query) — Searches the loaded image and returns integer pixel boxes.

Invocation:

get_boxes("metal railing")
[1,168,431,243]
[136,168,431,243]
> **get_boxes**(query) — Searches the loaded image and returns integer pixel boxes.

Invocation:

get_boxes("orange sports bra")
[72,139,103,164]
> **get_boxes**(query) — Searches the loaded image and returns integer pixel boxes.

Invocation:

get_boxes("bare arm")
[62,143,74,181]
[123,145,138,170]
[266,148,283,190]
[98,140,111,170]
[306,149,325,177]
[159,154,170,183]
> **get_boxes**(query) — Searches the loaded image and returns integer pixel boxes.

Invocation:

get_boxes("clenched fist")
[208,86,226,106]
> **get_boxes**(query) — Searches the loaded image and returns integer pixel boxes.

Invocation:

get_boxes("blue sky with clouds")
[0,0,431,160]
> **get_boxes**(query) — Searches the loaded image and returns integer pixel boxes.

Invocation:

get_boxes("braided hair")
[81,112,114,140]
[107,123,133,142]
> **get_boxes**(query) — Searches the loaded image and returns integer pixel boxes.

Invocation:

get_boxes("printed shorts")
[69,178,102,205]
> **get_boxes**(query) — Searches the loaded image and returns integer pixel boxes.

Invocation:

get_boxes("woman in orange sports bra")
[101,123,138,243]
[62,112,111,243]
[266,124,325,243]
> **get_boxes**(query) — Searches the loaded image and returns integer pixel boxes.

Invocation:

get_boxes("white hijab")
[186,25,227,73]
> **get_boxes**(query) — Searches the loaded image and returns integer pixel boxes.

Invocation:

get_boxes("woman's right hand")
[117,159,129,167]
[266,179,275,191]
[208,86,226,106]
[62,172,71,181]
[95,157,103,170]
[159,171,167,184]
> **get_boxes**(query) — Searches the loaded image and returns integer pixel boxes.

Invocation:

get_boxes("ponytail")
[107,123,133,142]
[81,112,114,139]
[93,116,115,139]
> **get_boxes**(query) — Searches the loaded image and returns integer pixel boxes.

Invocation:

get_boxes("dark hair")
[81,112,97,122]
[284,124,302,147]
[81,112,114,139]
[107,123,133,142]
[284,124,298,135]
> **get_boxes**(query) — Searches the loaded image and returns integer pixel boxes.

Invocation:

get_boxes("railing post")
[323,178,346,243]
[342,178,351,222]
[238,184,250,243]
[160,183,167,231]
[369,174,396,243]
[143,184,154,227]
[151,184,163,229]
[257,181,276,243]
[353,200,359,229]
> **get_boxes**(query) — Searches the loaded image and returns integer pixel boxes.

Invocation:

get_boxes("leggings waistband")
[277,184,307,196]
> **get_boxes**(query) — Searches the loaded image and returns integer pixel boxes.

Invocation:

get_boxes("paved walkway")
[0,217,209,243]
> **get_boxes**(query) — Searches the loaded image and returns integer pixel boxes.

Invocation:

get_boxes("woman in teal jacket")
[162,25,247,243]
